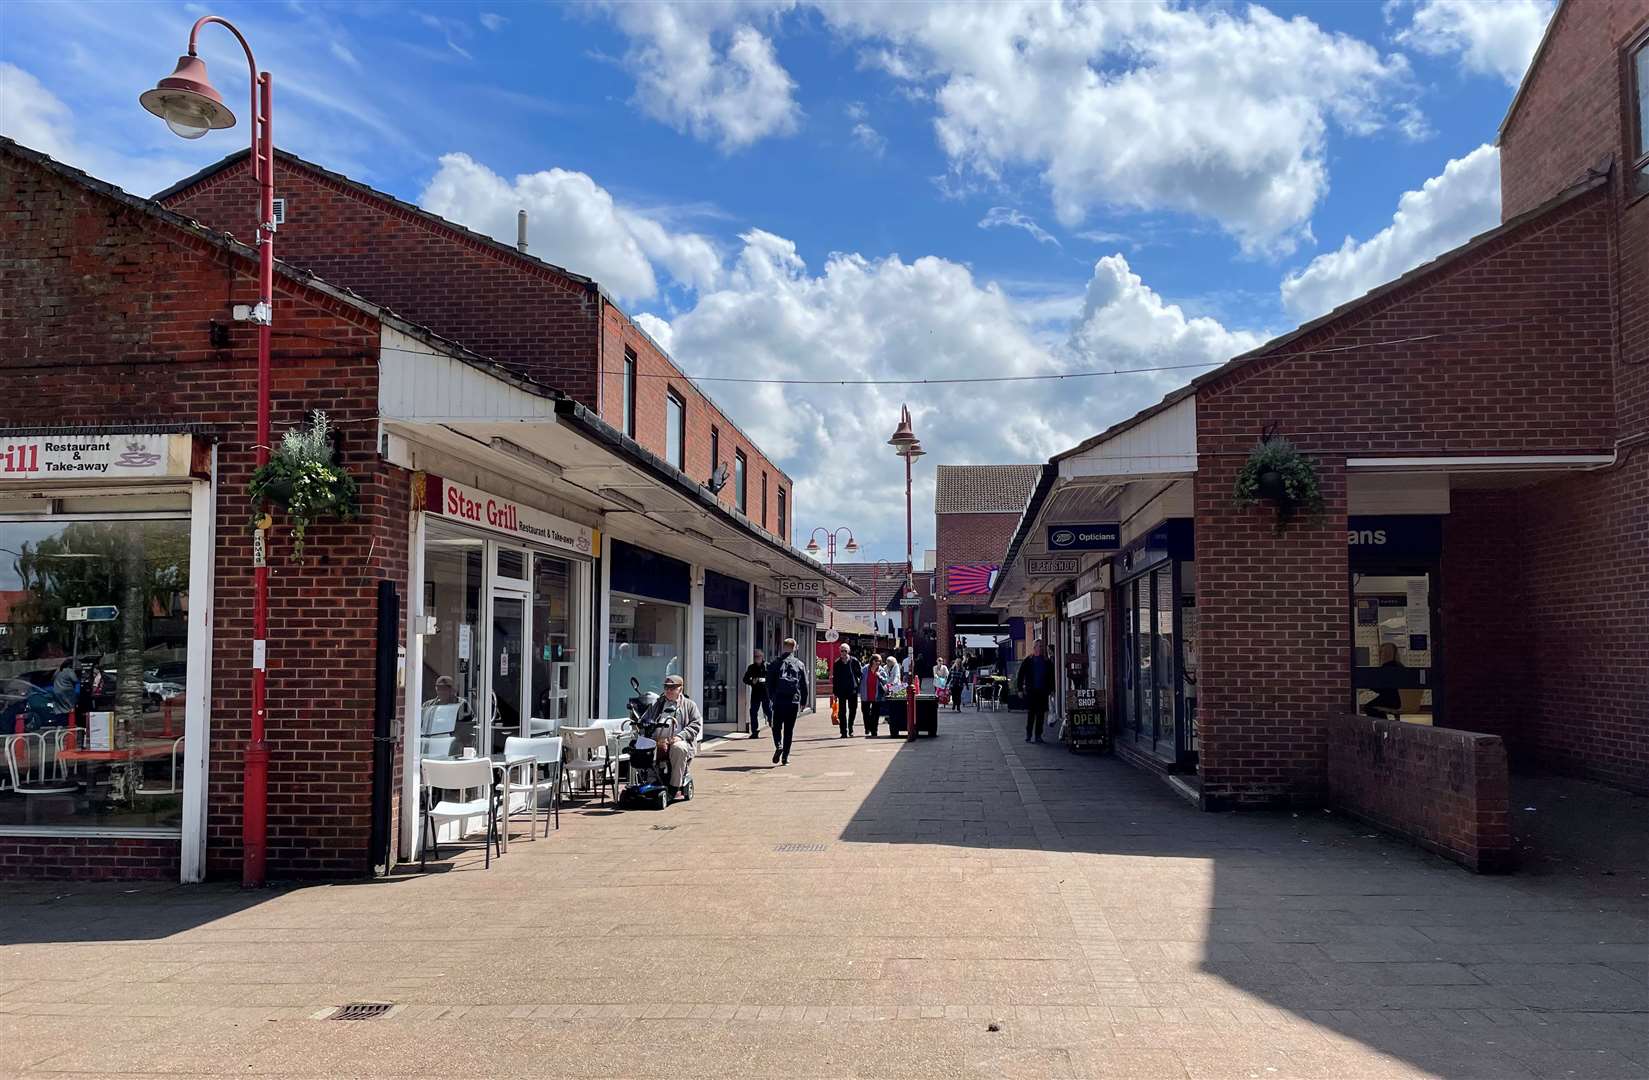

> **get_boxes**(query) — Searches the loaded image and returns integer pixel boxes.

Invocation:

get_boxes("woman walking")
[861,652,882,738]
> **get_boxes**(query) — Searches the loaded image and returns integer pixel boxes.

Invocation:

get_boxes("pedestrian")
[831,643,862,737]
[861,652,883,738]
[765,637,808,766]
[743,648,771,737]
[933,656,950,706]
[947,657,966,712]
[1016,639,1056,743]
[636,674,702,799]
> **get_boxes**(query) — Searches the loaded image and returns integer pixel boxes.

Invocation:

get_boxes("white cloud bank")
[1393,0,1556,87]
[418,153,722,303]
[1280,143,1500,321]
[596,1,1417,255]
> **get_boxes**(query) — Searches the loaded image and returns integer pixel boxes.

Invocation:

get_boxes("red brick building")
[933,465,1040,663]
[155,150,792,542]
[0,139,847,882]
[994,0,1647,832]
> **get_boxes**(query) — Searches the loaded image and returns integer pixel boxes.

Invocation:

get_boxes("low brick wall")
[1324,714,1512,873]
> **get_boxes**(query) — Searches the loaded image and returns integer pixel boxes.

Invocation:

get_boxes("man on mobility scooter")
[628,674,701,806]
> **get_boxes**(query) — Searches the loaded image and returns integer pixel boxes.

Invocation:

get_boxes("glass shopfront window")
[1352,572,1437,724]
[607,595,685,718]
[419,529,483,761]
[530,554,578,728]
[0,514,191,830]
[702,613,742,732]
[1117,558,1192,764]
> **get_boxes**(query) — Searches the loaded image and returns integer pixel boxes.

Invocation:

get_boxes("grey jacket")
[641,695,703,749]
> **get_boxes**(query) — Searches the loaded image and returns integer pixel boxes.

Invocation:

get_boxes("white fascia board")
[1058,395,1198,480]
[1347,455,1615,471]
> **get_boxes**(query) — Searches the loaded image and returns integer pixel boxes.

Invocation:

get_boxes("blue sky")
[0,0,1554,560]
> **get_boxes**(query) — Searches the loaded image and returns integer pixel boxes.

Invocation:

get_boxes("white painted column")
[688,564,705,702]
[399,510,426,862]
[573,557,593,724]
[596,531,613,720]
[179,453,218,884]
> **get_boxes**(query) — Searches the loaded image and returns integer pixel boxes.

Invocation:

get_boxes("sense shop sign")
[423,474,597,558]
[0,433,191,478]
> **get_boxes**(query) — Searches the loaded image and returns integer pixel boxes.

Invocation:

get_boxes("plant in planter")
[248,411,359,559]
[1233,436,1324,528]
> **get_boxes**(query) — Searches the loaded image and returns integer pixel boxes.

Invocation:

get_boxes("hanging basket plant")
[248,411,359,560]
[1233,436,1324,529]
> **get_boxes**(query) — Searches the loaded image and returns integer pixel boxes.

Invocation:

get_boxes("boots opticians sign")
[1046,523,1120,551]
[0,434,192,478]
[423,474,597,558]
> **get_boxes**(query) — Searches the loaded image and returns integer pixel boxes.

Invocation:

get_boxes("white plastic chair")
[503,735,562,838]
[527,716,560,737]
[419,756,502,870]
[4,733,78,796]
[136,737,187,796]
[421,735,456,760]
[559,726,614,804]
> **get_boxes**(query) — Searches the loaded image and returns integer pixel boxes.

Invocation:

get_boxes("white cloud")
[1393,0,1555,87]
[638,234,1252,557]
[846,102,886,156]
[979,207,1059,247]
[479,12,508,32]
[1280,143,1500,321]
[605,1,802,151]
[417,153,721,302]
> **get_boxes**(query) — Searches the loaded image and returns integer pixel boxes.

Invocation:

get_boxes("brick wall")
[0,836,179,881]
[1,146,408,881]
[1324,713,1512,873]
[1517,454,1649,792]
[1439,490,1526,746]
[162,153,603,407]
[935,511,1020,648]
[1194,182,1617,807]
[597,305,791,540]
[166,154,794,543]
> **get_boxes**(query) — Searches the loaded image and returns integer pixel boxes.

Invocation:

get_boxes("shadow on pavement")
[836,709,1649,1079]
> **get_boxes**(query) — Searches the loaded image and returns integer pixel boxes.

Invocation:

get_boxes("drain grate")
[329,1002,393,1021]
[774,842,827,853]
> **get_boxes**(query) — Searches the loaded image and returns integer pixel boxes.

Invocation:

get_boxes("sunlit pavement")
[2,708,1645,1078]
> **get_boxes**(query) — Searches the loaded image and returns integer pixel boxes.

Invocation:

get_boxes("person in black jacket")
[1016,639,1056,743]
[742,648,771,737]
[831,643,862,737]
[766,638,809,766]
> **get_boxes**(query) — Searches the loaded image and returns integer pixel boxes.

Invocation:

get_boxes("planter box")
[881,695,940,737]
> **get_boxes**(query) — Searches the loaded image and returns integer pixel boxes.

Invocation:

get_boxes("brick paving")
[1,708,1644,1078]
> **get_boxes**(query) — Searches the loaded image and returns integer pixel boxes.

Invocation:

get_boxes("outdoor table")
[55,741,178,764]
[487,752,535,852]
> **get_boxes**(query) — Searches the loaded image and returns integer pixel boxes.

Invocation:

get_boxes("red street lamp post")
[888,406,925,742]
[142,16,276,887]
[804,526,859,566]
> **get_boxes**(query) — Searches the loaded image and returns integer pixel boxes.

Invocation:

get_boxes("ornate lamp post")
[888,406,925,742]
[804,526,859,566]
[141,15,277,886]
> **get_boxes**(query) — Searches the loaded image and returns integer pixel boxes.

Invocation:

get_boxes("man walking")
[831,643,862,737]
[742,648,771,737]
[1016,639,1056,744]
[766,637,808,766]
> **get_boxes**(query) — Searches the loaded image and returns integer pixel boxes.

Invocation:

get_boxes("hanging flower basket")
[1234,436,1324,529]
[248,411,359,560]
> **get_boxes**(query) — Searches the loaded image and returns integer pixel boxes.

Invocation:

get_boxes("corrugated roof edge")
[1,137,559,404]
[552,399,860,597]
[1051,168,1611,467]
[154,147,795,488]
[985,464,1057,609]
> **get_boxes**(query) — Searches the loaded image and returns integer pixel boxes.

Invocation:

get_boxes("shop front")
[702,569,751,737]
[1348,514,1441,725]
[1112,519,1196,771]
[604,539,689,720]
[406,475,596,839]
[0,431,215,879]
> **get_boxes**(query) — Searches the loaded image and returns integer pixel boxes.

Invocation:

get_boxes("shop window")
[622,349,637,437]
[607,595,685,718]
[777,487,786,538]
[703,613,741,728]
[530,554,577,725]
[0,516,191,831]
[735,450,748,513]
[666,389,685,470]
[1352,572,1436,724]
[419,532,483,761]
[495,546,526,582]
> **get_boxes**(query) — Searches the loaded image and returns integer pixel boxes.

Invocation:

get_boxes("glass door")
[1152,567,1176,760]
[1351,568,1439,725]
[489,591,528,753]
[702,614,742,734]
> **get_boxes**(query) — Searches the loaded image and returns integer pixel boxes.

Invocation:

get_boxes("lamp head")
[804,537,821,555]
[887,405,920,453]
[140,54,234,139]
[844,538,860,554]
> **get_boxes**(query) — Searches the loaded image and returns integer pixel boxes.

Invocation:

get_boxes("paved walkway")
[2,709,1644,1078]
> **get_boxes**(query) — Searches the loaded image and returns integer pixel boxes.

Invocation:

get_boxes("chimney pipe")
[517,209,528,253]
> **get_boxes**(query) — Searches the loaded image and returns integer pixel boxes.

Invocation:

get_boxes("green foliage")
[1233,436,1325,527]
[813,656,829,680]
[248,411,359,560]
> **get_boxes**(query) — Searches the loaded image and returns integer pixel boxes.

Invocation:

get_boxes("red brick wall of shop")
[1439,490,1527,746]
[596,305,792,540]
[1499,2,1649,435]
[1,147,408,881]
[935,511,1020,650]
[0,836,180,881]
[161,155,603,407]
[1194,184,1618,807]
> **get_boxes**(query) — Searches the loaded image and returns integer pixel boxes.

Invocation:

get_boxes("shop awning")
[377,332,858,599]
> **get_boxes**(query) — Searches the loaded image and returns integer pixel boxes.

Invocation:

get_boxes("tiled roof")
[826,563,909,613]
[934,464,1043,515]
